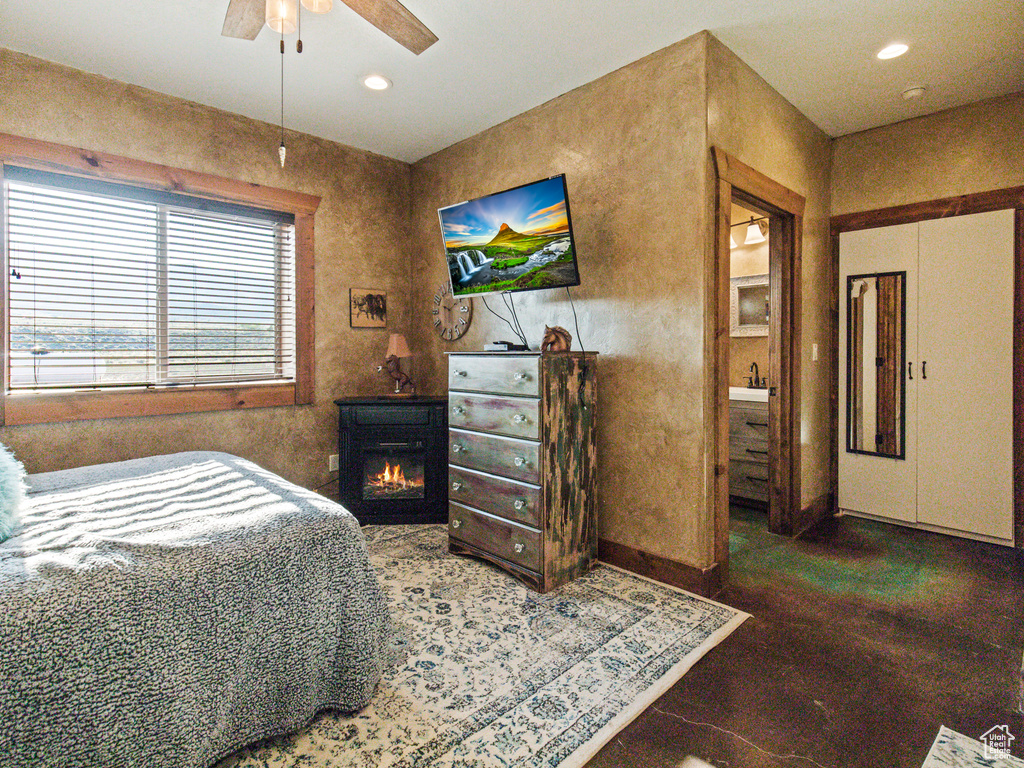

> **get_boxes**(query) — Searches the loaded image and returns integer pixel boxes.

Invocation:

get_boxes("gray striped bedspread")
[0,451,390,768]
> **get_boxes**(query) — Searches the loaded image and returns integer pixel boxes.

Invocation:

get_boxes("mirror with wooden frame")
[846,271,906,458]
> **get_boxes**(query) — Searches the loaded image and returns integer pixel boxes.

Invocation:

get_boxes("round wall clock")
[432,282,472,341]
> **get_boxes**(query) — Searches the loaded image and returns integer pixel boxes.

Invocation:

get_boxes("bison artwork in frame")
[351,288,387,328]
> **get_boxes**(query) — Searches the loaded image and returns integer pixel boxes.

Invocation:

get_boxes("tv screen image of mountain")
[437,175,582,298]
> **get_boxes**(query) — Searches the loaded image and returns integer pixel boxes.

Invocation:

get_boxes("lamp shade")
[386,334,412,359]
[301,0,332,12]
[266,0,297,34]
[744,219,766,245]
[730,233,738,249]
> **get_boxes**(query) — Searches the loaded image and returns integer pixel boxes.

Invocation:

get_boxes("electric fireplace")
[334,396,447,525]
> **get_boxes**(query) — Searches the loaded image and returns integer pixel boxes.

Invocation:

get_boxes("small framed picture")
[350,288,387,328]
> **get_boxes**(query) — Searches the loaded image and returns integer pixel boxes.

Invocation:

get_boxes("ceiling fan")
[222,0,437,55]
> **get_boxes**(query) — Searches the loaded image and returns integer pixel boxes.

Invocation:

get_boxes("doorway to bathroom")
[712,148,816,585]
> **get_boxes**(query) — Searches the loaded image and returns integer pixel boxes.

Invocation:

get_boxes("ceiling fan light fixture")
[266,0,297,34]
[301,0,332,12]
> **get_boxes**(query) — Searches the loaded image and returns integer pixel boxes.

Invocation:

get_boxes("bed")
[0,451,390,768]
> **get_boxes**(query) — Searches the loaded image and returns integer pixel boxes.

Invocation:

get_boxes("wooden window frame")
[0,133,319,426]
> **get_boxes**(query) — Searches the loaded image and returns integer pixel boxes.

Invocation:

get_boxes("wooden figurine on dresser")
[446,349,597,593]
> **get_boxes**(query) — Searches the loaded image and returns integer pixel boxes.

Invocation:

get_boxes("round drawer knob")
[512,414,526,424]
[513,498,526,510]
[451,481,463,491]
[513,456,526,467]
[513,543,524,554]
[513,372,528,381]
[453,370,467,377]
[451,519,462,529]
[452,406,465,415]
[452,444,464,453]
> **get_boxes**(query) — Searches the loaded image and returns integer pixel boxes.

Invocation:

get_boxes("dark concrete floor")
[588,506,1024,768]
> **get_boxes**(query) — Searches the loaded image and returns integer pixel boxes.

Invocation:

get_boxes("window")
[5,167,296,392]
[0,133,318,427]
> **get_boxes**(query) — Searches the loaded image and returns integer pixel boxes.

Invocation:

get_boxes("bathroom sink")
[729,386,769,402]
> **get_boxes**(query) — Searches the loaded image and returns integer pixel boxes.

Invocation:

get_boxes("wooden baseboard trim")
[598,538,721,598]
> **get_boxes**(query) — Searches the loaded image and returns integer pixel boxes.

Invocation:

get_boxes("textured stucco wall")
[409,35,714,567]
[0,49,412,488]
[831,92,1024,215]
[705,35,833,510]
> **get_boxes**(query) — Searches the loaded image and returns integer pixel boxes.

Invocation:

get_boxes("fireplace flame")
[372,461,407,489]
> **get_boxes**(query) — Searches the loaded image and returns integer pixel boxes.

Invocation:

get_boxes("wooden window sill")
[4,382,300,426]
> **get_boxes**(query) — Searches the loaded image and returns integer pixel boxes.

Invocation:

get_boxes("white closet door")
[917,210,1014,541]
[838,224,918,523]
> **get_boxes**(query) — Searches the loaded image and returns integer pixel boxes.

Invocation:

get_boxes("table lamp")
[380,333,415,395]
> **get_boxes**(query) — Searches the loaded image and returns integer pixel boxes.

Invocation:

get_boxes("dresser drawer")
[448,392,540,440]
[449,355,540,397]
[729,404,769,441]
[448,466,541,528]
[449,428,540,483]
[449,502,542,572]
[732,435,769,465]
[729,457,769,501]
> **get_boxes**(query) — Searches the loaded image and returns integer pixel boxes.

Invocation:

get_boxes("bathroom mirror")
[846,271,906,458]
[730,274,769,337]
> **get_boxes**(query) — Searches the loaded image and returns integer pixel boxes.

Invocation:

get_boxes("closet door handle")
[922,361,927,380]
[908,362,913,380]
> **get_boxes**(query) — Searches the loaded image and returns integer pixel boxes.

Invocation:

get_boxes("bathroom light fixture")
[301,0,332,12]
[729,216,768,246]
[902,86,927,100]
[363,74,392,91]
[877,43,909,60]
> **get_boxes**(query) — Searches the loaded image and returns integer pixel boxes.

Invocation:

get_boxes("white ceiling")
[2,0,1022,163]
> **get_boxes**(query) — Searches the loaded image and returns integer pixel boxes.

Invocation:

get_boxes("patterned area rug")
[219,525,747,768]
[922,726,1024,767]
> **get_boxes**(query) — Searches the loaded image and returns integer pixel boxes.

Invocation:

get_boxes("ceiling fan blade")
[340,0,438,55]
[222,0,265,40]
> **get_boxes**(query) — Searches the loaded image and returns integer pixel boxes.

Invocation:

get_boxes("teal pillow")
[0,443,26,542]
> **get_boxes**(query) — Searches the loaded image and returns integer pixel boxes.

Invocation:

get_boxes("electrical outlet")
[812,343,819,362]
[329,454,339,472]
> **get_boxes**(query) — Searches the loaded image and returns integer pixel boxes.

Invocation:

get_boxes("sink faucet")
[748,362,764,388]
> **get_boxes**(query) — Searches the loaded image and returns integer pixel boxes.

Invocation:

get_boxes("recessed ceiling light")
[902,86,927,101]
[877,43,909,60]
[363,74,392,91]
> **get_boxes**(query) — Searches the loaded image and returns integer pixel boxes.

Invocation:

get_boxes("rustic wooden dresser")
[446,351,597,592]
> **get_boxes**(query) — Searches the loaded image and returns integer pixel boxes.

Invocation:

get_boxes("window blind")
[4,167,295,391]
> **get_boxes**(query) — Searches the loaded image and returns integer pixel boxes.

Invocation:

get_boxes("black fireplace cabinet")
[334,396,448,525]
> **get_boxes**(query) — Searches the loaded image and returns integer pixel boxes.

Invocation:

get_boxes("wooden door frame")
[830,185,1024,548]
[711,148,806,580]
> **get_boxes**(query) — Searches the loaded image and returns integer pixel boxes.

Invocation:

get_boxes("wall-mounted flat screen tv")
[437,174,581,297]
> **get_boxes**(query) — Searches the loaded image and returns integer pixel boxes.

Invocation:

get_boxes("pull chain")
[278,26,286,167]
